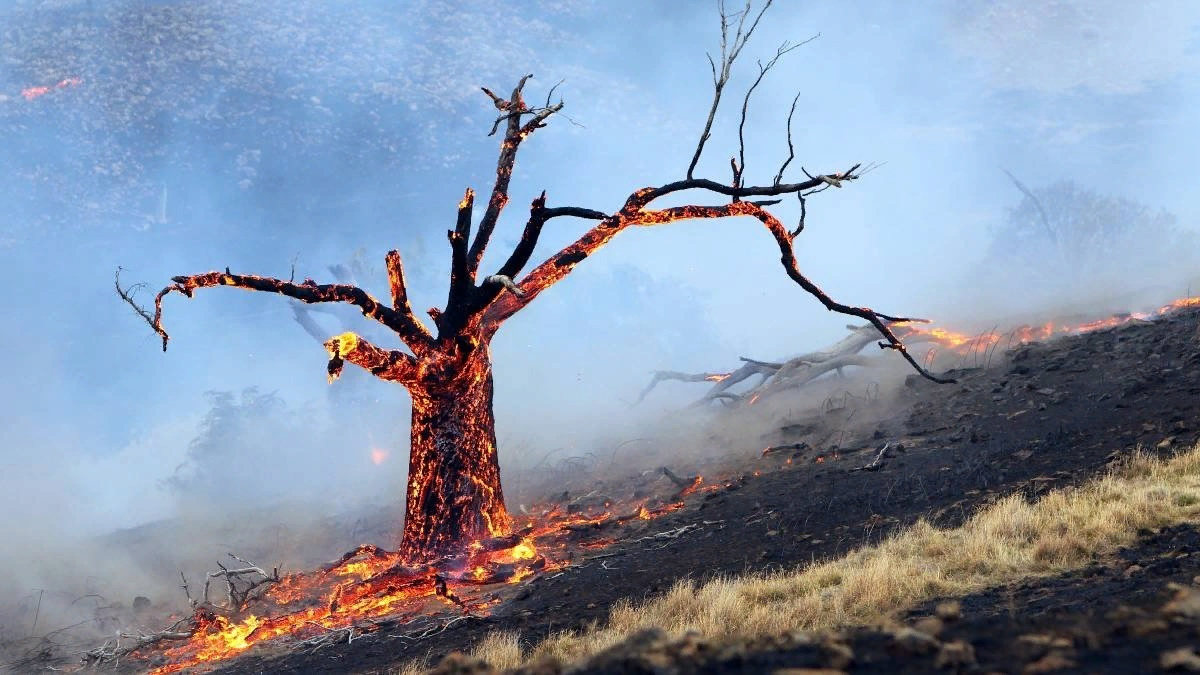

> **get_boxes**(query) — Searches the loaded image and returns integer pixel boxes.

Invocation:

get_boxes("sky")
[2,0,1199,548]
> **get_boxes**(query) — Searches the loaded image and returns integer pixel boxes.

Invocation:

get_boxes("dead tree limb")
[81,616,196,666]
[640,323,936,406]
[201,554,281,612]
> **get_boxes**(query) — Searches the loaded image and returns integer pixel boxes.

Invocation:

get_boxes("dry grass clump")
[435,442,1200,671]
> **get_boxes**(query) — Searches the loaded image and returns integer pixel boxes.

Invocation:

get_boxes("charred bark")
[400,345,511,563]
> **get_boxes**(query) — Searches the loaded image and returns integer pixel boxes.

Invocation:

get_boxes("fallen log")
[639,323,929,406]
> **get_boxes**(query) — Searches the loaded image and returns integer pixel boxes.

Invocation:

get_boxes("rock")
[935,601,962,621]
[912,616,945,637]
[890,627,940,655]
[1162,583,1200,622]
[1022,652,1076,673]
[934,640,976,669]
[820,638,855,670]
[1161,647,1200,671]
[1014,634,1074,662]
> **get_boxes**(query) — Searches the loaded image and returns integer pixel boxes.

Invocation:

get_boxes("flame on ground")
[21,77,82,101]
[902,296,1200,355]
[142,472,730,673]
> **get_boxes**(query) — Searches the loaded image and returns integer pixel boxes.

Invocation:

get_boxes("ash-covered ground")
[116,304,1199,674]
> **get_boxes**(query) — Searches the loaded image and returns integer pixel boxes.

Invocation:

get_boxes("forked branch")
[687,0,776,180]
[116,266,433,355]
[484,196,951,384]
[468,75,565,276]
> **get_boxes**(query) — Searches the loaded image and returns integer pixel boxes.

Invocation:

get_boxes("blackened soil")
[213,308,1200,675]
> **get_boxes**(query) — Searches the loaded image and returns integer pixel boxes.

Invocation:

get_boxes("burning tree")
[118,0,946,566]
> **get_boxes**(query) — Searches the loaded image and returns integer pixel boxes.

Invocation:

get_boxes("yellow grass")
[437,442,1200,671]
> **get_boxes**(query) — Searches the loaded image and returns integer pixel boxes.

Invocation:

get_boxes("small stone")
[1162,583,1200,622]
[1161,646,1200,671]
[934,640,976,669]
[1022,652,1076,673]
[912,616,945,637]
[1014,634,1073,661]
[935,601,963,621]
[891,627,940,655]
[820,640,855,670]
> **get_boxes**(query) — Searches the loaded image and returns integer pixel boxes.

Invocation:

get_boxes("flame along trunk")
[399,348,512,563]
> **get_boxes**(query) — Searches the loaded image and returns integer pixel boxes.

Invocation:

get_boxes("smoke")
[2,0,1200,657]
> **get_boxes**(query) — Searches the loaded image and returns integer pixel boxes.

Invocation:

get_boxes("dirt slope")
[208,306,1200,674]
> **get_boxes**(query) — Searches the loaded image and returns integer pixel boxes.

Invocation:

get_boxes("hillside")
[175,303,1200,674]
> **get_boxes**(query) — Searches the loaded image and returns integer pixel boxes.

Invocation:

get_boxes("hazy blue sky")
[2,0,1199,539]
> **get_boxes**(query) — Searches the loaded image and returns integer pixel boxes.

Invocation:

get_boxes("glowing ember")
[370,448,389,465]
[21,77,82,101]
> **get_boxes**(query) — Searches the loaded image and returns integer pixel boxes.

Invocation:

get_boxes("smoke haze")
[2,0,1199,646]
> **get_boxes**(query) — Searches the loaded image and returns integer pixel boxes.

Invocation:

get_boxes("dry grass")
[433,442,1200,671]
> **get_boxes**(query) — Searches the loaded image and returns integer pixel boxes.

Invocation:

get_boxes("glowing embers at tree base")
[140,480,721,673]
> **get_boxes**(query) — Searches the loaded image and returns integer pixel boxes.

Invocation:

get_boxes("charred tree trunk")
[400,346,511,563]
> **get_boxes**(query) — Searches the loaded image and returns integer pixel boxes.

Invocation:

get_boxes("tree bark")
[399,346,512,563]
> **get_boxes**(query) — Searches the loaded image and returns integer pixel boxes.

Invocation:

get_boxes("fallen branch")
[850,441,904,472]
[202,554,281,611]
[640,323,934,406]
[81,616,196,666]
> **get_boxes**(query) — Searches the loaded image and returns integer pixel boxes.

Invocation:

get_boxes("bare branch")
[117,266,434,356]
[774,91,803,186]
[737,37,816,183]
[83,616,197,666]
[635,370,732,404]
[687,0,776,179]
[1002,168,1058,247]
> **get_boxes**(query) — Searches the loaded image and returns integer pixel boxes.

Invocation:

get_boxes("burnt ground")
[201,306,1200,674]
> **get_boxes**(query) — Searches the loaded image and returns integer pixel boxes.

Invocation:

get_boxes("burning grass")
[448,440,1200,672]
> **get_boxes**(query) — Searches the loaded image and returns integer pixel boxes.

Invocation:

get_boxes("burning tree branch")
[469,75,565,276]
[116,267,433,355]
[483,198,951,383]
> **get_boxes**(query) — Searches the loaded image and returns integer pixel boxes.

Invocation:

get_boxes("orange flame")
[21,77,81,101]
[901,295,1200,357]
